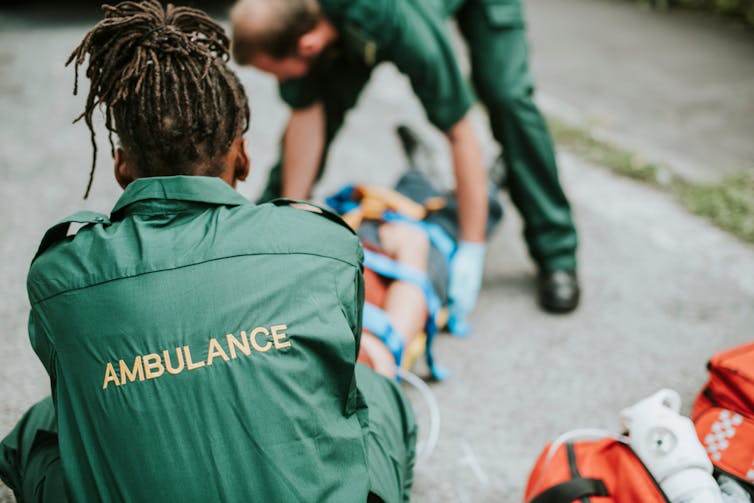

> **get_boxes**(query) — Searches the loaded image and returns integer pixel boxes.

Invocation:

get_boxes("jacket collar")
[111,176,250,216]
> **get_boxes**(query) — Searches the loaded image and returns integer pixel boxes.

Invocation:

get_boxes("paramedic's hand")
[447,241,486,336]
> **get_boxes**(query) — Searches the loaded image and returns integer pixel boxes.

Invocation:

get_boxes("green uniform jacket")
[25,176,410,502]
[280,0,474,131]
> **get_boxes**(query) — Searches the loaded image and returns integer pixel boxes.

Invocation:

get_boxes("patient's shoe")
[396,124,440,180]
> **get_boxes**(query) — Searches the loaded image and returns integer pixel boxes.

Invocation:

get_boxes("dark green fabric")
[356,364,417,503]
[1,370,417,503]
[267,0,578,271]
[264,0,472,203]
[14,176,415,502]
[456,0,577,270]
[280,0,472,131]
[0,397,67,503]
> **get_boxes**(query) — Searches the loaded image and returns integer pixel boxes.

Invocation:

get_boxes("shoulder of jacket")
[267,199,357,236]
[33,210,111,262]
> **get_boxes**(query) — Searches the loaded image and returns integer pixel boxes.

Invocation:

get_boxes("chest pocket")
[482,0,525,28]
[342,22,379,67]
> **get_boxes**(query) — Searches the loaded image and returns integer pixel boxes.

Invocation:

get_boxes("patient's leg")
[360,222,429,378]
[378,222,429,343]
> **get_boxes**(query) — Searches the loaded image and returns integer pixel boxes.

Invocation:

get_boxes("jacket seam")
[31,251,360,305]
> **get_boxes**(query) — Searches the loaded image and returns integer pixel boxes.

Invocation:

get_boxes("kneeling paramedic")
[0,1,416,501]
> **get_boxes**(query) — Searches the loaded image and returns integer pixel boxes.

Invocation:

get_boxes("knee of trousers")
[480,86,537,120]
[472,69,535,113]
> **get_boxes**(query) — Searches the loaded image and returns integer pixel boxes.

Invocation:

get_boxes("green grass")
[677,173,754,243]
[547,116,754,244]
[548,118,664,185]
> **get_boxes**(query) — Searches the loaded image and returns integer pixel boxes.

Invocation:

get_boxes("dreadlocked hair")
[67,0,250,198]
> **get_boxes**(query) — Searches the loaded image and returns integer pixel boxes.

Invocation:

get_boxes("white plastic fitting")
[620,389,723,503]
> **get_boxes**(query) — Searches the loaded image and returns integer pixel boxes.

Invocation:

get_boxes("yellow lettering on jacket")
[250,327,271,352]
[271,324,291,349]
[143,353,165,379]
[163,348,185,375]
[103,362,119,389]
[206,338,230,365]
[227,331,250,359]
[184,345,205,371]
[102,323,292,390]
[119,356,145,385]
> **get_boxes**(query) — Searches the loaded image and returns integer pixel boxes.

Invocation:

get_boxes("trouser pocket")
[481,0,524,28]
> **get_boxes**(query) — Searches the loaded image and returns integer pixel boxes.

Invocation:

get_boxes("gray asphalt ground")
[1,1,753,501]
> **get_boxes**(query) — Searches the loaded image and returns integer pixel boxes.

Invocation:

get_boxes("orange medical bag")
[693,341,754,490]
[524,438,668,502]
[692,341,754,420]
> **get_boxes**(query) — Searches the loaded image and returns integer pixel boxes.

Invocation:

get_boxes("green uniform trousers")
[357,364,417,503]
[0,397,67,503]
[259,0,578,272]
[0,365,416,503]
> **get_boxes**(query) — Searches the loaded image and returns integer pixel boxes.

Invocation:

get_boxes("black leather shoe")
[538,270,580,313]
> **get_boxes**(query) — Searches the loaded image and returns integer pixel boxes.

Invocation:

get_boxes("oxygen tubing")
[396,367,441,466]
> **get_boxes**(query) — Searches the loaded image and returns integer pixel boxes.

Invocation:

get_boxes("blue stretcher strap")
[325,184,359,215]
[382,211,456,264]
[362,302,404,365]
[324,185,457,267]
[363,250,442,317]
[363,249,448,380]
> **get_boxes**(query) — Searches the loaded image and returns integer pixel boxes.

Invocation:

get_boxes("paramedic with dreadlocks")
[230,0,581,317]
[0,1,416,501]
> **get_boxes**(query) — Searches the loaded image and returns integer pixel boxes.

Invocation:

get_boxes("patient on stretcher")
[327,126,504,380]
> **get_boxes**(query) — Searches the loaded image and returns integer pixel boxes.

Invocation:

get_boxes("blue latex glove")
[447,241,486,336]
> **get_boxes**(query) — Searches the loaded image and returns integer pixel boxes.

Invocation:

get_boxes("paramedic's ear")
[114,148,136,189]
[298,24,328,59]
[233,138,250,184]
